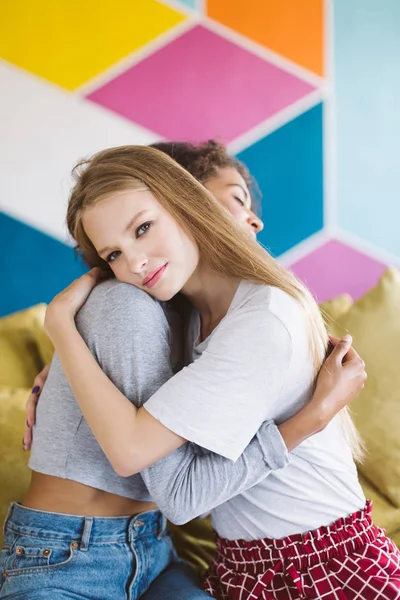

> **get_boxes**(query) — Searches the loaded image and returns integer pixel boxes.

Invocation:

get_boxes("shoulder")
[225,283,296,336]
[76,279,168,334]
[208,284,292,358]
[82,278,165,315]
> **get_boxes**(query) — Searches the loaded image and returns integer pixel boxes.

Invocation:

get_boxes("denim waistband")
[4,503,167,548]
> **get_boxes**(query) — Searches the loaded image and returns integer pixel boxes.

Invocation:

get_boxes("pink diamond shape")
[290,240,388,302]
[87,25,316,142]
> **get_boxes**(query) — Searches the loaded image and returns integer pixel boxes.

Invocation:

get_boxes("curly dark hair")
[150,140,260,212]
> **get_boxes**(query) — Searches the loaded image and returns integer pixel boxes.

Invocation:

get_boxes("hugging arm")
[48,277,364,479]
[54,282,343,522]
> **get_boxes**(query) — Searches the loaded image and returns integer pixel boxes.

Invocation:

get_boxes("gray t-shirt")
[145,281,366,540]
[29,280,288,510]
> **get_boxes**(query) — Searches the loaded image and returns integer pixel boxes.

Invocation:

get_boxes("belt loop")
[80,517,93,551]
[2,503,14,535]
[157,513,166,540]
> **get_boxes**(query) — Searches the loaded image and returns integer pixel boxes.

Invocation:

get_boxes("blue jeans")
[142,562,211,600]
[0,503,210,599]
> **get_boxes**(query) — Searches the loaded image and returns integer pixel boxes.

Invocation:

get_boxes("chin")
[153,289,178,302]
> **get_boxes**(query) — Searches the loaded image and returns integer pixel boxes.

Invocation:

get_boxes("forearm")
[51,320,142,473]
[50,314,327,477]
[142,421,289,525]
[143,401,328,524]
[278,396,327,452]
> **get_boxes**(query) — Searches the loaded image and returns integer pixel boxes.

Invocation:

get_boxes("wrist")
[279,401,327,453]
[44,307,76,343]
[306,393,331,432]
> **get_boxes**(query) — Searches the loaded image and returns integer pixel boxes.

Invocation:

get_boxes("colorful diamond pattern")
[1,0,399,314]
[0,213,87,317]
[237,104,324,257]
[207,0,324,76]
[290,240,388,303]
[87,25,316,143]
[0,0,186,90]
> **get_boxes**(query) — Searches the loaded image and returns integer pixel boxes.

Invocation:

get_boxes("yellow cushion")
[0,331,42,388]
[359,474,400,535]
[391,530,400,549]
[0,304,54,368]
[319,293,353,322]
[27,304,54,366]
[169,517,215,578]
[327,268,400,507]
[0,387,32,546]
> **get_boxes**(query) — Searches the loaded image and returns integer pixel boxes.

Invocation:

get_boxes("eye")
[234,196,245,207]
[136,221,152,238]
[105,250,121,263]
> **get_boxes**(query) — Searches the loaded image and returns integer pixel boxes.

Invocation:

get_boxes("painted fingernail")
[32,385,40,394]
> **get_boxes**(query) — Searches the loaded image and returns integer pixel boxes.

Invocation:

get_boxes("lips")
[143,263,168,288]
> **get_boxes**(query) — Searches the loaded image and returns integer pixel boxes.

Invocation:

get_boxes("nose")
[127,252,148,275]
[247,210,264,234]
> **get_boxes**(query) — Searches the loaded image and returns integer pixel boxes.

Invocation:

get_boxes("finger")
[328,334,353,365]
[325,334,342,358]
[23,423,33,450]
[343,350,365,371]
[87,267,107,282]
[40,363,50,380]
[26,393,40,428]
[77,270,103,296]
[26,365,50,428]
[341,345,357,364]
[328,335,342,346]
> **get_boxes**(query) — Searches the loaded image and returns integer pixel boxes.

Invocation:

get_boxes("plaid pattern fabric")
[205,501,400,599]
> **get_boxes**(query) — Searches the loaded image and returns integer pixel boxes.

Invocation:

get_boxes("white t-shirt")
[145,281,365,540]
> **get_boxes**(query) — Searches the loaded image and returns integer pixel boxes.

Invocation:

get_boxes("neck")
[182,264,240,324]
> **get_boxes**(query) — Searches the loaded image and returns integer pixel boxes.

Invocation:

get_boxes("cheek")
[223,198,247,223]
[110,259,130,283]
[110,265,125,282]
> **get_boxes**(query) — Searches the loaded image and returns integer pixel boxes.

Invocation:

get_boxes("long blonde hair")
[67,145,363,461]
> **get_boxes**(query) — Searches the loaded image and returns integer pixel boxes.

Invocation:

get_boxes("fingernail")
[343,334,352,343]
[32,385,40,394]
[26,420,31,428]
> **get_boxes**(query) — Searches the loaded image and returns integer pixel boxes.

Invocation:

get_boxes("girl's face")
[83,189,200,301]
[204,167,264,238]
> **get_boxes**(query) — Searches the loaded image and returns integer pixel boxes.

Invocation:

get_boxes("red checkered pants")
[205,501,400,599]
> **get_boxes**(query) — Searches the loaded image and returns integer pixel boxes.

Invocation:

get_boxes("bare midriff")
[22,471,157,517]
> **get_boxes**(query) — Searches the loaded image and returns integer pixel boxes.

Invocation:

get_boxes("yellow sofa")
[1,269,400,575]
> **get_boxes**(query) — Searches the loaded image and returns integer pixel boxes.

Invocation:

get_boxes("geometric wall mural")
[1,0,399,316]
[0,213,87,318]
[207,0,325,75]
[290,240,388,303]
[237,103,324,257]
[0,0,186,90]
[334,0,400,262]
[88,25,316,143]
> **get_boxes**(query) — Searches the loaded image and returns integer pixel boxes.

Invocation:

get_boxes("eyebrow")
[98,209,148,256]
[227,183,249,199]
